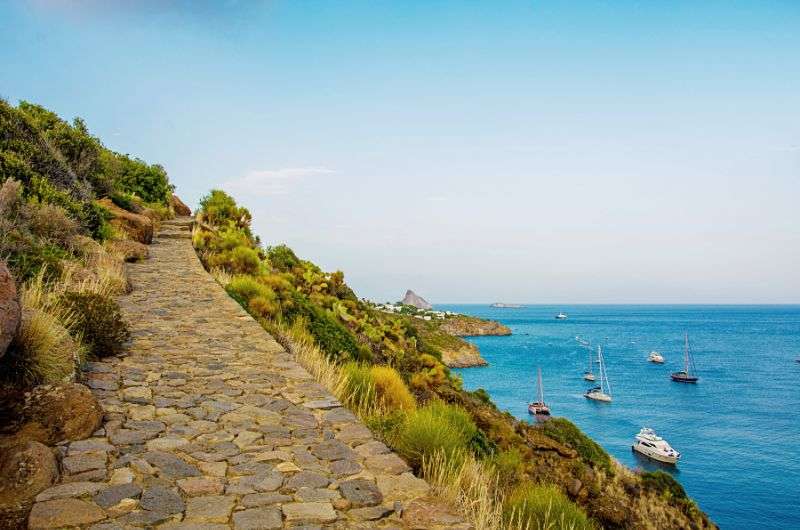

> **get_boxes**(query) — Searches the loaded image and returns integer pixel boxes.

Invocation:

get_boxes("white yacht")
[648,351,665,364]
[632,428,681,464]
[555,312,568,320]
[584,345,612,402]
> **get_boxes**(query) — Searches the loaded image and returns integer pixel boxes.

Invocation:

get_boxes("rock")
[329,459,362,478]
[28,498,106,528]
[139,485,184,514]
[401,289,432,310]
[0,260,20,358]
[122,386,152,404]
[15,383,103,446]
[281,502,337,524]
[108,467,135,485]
[170,195,192,216]
[68,438,115,455]
[241,492,292,508]
[364,453,410,474]
[177,477,225,496]
[184,495,236,523]
[62,452,107,474]
[339,478,383,507]
[93,483,143,509]
[310,439,357,461]
[198,461,227,478]
[401,497,465,528]
[348,505,393,521]
[438,315,511,337]
[285,471,329,491]
[439,341,489,368]
[232,507,282,530]
[0,441,59,527]
[142,451,201,478]
[35,482,105,502]
[376,473,430,501]
[146,437,189,451]
[97,198,154,244]
[107,239,149,263]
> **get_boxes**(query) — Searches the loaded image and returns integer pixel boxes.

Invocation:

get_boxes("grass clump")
[393,400,477,470]
[339,362,416,415]
[504,483,595,530]
[59,291,130,358]
[540,418,612,474]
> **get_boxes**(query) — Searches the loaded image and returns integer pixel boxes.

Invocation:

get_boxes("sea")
[439,304,800,530]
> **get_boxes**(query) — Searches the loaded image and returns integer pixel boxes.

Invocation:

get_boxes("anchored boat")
[528,367,550,416]
[671,332,699,383]
[648,351,665,364]
[584,345,612,402]
[583,345,596,381]
[632,428,681,464]
[555,311,568,320]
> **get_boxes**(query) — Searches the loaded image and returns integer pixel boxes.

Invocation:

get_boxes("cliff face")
[401,290,432,310]
[439,315,512,337]
[439,340,488,368]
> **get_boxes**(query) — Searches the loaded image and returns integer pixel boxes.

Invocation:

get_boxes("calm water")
[442,304,800,530]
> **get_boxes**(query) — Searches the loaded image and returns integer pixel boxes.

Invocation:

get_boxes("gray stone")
[241,492,293,507]
[339,478,383,507]
[62,453,107,474]
[184,495,236,523]
[28,498,106,529]
[93,483,143,508]
[35,482,106,502]
[143,451,201,478]
[139,485,185,514]
[232,507,283,529]
[329,459,362,477]
[285,471,330,490]
[348,505,393,521]
[281,502,337,524]
[310,440,357,461]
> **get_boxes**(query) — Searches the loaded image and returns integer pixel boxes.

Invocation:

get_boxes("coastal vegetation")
[0,98,175,389]
[193,189,716,530]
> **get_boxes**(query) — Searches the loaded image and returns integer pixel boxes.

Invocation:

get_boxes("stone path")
[27,218,467,529]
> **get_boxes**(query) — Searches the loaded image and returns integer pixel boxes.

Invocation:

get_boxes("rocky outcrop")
[401,290,432,310]
[97,198,154,244]
[0,441,59,529]
[10,384,103,447]
[439,315,511,337]
[0,261,20,359]
[439,341,488,368]
[170,194,191,216]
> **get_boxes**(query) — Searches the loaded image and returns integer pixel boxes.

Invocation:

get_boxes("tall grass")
[504,484,595,530]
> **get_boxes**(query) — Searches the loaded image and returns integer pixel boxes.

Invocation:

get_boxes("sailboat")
[584,346,612,402]
[671,332,698,383]
[583,346,596,381]
[528,367,551,416]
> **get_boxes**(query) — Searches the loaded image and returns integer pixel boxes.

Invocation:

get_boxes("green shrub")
[208,245,261,275]
[540,418,612,474]
[393,400,477,470]
[641,470,687,500]
[340,363,416,414]
[267,244,301,272]
[491,448,525,489]
[199,189,252,229]
[504,483,595,530]
[110,192,140,213]
[225,275,280,318]
[341,362,376,412]
[60,292,130,358]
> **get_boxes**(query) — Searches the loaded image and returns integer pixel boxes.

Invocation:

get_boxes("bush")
[110,191,140,213]
[1,308,79,387]
[491,448,525,489]
[504,484,595,530]
[340,363,416,414]
[393,400,477,470]
[27,203,79,246]
[641,470,687,500]
[60,292,130,358]
[540,418,612,474]
[199,189,251,229]
[208,245,261,275]
[267,244,301,272]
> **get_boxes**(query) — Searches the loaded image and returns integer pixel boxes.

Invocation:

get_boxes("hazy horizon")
[2,1,797,304]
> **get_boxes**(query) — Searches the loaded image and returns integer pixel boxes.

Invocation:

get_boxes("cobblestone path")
[28,219,467,529]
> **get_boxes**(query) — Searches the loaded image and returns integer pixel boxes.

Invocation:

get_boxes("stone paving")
[27,218,467,529]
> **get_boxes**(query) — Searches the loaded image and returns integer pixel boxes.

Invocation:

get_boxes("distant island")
[373,292,511,367]
[491,302,524,308]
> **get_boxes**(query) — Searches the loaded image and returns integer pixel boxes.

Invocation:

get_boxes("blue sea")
[441,304,800,530]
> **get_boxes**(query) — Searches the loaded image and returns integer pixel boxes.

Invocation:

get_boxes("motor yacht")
[555,312,568,320]
[648,351,665,364]
[632,428,681,464]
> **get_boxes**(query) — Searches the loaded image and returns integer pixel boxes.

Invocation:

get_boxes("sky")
[1,1,798,303]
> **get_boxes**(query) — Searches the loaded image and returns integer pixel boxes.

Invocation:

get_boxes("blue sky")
[1,1,798,303]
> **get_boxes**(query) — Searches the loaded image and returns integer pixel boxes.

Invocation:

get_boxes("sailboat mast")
[597,346,604,393]
[684,332,689,374]
[537,367,544,403]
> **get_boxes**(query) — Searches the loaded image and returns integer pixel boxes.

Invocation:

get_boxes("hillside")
[192,190,717,530]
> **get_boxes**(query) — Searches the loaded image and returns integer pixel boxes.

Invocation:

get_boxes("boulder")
[96,198,154,244]
[13,384,103,446]
[170,194,191,216]
[0,261,20,359]
[0,441,59,529]
[106,240,149,263]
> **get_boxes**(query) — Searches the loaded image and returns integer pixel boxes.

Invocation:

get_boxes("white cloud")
[223,167,335,196]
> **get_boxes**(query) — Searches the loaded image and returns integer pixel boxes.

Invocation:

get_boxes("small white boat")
[555,312,568,320]
[632,428,681,464]
[584,346,612,402]
[648,351,665,364]
[528,367,550,416]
